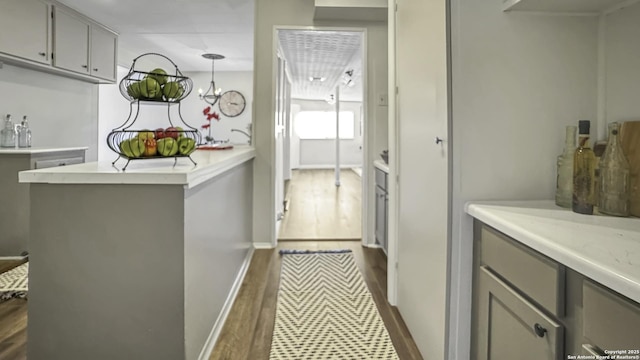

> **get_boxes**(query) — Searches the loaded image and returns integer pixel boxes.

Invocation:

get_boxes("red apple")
[143,138,157,157]
[155,128,166,139]
[165,126,179,139]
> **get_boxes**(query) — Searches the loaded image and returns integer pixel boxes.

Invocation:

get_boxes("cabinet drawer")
[477,266,564,360]
[34,156,84,169]
[583,280,640,351]
[375,167,387,191]
[481,225,565,316]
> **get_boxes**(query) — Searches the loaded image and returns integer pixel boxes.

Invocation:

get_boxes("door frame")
[270,25,370,248]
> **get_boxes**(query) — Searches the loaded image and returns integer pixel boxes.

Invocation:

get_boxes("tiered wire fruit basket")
[107,53,201,171]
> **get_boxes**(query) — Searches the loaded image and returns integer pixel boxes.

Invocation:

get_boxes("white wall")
[449,1,598,358]
[291,99,363,168]
[604,2,640,125]
[0,63,99,160]
[98,67,254,162]
[253,0,388,246]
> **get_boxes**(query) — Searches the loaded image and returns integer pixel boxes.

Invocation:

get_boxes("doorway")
[272,27,367,243]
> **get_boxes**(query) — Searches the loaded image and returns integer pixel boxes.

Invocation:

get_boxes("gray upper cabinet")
[53,6,90,75]
[52,5,117,82]
[0,0,51,64]
[90,25,117,81]
[0,0,117,83]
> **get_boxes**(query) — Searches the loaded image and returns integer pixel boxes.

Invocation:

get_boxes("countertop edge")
[0,146,89,154]
[373,159,389,173]
[465,201,640,304]
[18,147,256,187]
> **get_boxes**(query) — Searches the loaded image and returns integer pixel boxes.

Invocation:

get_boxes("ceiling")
[56,0,365,102]
[278,30,363,102]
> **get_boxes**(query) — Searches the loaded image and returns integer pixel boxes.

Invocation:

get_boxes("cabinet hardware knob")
[435,137,444,144]
[38,52,46,57]
[93,68,98,72]
[533,323,547,338]
[81,65,88,68]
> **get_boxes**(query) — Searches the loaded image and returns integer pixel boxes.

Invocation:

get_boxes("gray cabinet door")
[375,185,386,248]
[53,6,89,74]
[0,0,50,64]
[477,266,564,360]
[90,25,117,81]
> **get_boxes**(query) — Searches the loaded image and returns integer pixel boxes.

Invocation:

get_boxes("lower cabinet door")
[477,266,564,360]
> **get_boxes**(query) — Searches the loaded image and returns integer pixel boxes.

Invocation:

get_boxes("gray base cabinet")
[0,149,85,256]
[374,167,388,253]
[472,220,640,359]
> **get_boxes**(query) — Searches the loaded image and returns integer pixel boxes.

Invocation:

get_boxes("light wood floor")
[0,260,28,360]
[210,241,423,360]
[278,169,362,240]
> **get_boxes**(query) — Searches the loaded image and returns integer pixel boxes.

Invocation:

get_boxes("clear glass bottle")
[555,125,577,208]
[18,115,32,148]
[1,114,17,148]
[573,120,596,215]
[598,122,630,216]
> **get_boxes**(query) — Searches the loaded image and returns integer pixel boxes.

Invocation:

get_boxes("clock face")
[219,90,246,117]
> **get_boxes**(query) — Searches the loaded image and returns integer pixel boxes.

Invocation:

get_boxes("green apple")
[126,82,141,99]
[147,68,168,85]
[119,139,134,157]
[139,77,161,99]
[137,130,154,141]
[128,138,146,157]
[163,81,184,100]
[178,137,196,155]
[175,127,185,138]
[157,137,179,156]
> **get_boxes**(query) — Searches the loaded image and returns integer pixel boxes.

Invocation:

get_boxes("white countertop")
[373,159,389,173]
[0,146,88,154]
[19,146,255,189]
[465,200,640,303]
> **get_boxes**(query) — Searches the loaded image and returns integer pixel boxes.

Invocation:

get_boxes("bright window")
[294,111,355,140]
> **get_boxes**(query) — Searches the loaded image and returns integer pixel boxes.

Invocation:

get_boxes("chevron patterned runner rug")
[0,262,28,302]
[269,250,399,359]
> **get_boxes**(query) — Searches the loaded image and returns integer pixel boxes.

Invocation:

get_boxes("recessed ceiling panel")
[278,30,364,102]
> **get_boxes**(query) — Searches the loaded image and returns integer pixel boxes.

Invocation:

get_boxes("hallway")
[278,169,362,240]
[210,240,422,359]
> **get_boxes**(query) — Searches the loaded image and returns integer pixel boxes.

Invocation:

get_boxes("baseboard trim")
[253,242,275,249]
[296,164,362,170]
[198,246,255,360]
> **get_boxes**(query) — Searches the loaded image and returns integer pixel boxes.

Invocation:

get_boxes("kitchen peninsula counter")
[465,200,640,304]
[19,146,255,360]
[19,145,255,188]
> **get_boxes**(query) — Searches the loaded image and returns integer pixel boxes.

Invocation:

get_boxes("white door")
[395,0,449,358]
[275,55,287,233]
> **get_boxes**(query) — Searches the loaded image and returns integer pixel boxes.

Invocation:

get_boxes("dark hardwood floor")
[0,244,423,360]
[211,240,423,360]
[0,260,28,360]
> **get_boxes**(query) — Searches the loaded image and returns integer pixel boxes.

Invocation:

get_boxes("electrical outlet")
[378,93,388,106]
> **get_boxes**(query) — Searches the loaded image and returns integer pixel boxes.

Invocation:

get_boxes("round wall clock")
[219,90,246,117]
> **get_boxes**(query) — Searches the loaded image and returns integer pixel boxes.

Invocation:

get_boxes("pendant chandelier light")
[198,53,225,106]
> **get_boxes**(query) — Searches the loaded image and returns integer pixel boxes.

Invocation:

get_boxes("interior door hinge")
[395,3,398,11]
[395,86,399,94]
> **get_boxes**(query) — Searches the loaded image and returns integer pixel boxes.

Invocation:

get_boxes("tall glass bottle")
[18,115,32,148]
[573,120,596,215]
[556,125,577,208]
[0,114,16,148]
[598,122,630,216]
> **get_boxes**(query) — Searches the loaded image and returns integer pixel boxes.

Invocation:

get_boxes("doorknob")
[435,137,444,144]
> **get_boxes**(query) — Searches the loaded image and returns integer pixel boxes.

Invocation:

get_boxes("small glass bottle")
[573,120,596,215]
[18,115,32,148]
[1,114,17,148]
[555,125,577,208]
[598,122,630,216]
